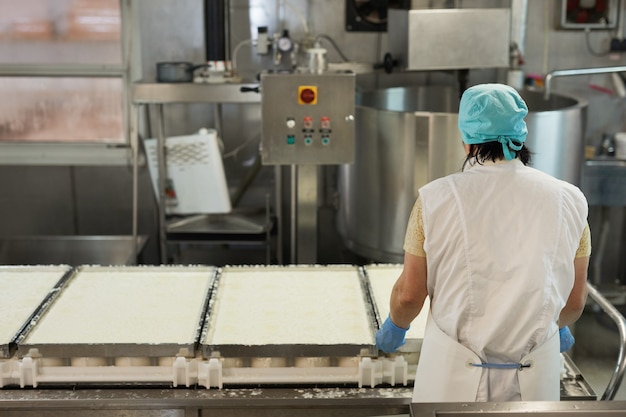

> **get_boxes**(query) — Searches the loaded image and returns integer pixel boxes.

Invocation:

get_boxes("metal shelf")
[131,82,261,104]
[130,81,265,264]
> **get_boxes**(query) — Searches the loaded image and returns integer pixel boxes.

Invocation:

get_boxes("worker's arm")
[559,256,589,328]
[389,251,429,329]
[376,251,428,353]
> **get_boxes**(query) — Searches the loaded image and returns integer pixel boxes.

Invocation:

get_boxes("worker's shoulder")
[523,165,588,206]
[525,165,583,191]
[419,173,456,192]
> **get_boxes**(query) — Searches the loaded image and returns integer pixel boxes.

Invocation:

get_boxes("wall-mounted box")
[386,8,511,71]
[560,0,618,30]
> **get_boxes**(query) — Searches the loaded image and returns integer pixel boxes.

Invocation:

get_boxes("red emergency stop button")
[298,85,317,105]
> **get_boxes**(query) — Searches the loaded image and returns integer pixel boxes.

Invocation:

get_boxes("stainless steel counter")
[582,158,626,207]
[0,387,412,417]
[0,388,622,417]
[131,82,261,104]
[411,401,626,416]
[0,235,147,266]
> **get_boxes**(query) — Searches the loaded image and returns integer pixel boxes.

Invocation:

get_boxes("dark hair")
[462,142,532,170]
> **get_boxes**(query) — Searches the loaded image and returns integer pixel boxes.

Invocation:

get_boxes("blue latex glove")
[559,326,575,352]
[376,315,409,353]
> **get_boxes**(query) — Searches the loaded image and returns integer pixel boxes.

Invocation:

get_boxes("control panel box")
[260,72,355,165]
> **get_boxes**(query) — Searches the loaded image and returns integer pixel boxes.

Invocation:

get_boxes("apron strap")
[470,362,531,370]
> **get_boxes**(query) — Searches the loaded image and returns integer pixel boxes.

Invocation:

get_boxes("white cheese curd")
[365,265,429,339]
[206,268,374,346]
[0,270,65,344]
[24,269,213,344]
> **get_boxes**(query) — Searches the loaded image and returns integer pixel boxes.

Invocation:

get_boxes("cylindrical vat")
[338,86,587,263]
[522,91,588,185]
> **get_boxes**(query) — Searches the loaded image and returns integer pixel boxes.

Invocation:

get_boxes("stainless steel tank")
[524,91,588,185]
[337,86,588,263]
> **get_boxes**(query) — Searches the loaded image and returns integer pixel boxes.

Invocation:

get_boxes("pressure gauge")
[277,29,293,52]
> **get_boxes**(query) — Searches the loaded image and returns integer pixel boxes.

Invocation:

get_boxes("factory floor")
[571,303,626,400]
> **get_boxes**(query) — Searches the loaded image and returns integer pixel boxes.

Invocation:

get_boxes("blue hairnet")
[458,83,528,160]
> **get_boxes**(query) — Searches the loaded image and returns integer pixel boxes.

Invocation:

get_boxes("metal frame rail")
[543,66,626,99]
[586,282,626,400]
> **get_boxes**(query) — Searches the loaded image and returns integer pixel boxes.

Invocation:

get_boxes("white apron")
[412,159,588,402]
[412,312,560,402]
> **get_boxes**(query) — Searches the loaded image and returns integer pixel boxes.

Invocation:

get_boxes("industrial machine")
[1,264,620,417]
[260,69,356,264]
[338,85,588,263]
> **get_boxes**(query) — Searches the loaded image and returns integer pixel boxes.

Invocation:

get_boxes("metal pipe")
[130,104,139,265]
[586,282,626,400]
[204,0,227,61]
[275,166,283,265]
[290,165,297,263]
[510,0,528,55]
[544,66,626,99]
[593,207,612,286]
[617,0,624,39]
[154,104,168,264]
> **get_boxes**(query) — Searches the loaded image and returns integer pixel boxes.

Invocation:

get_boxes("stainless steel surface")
[410,401,626,416]
[15,265,216,358]
[582,158,626,206]
[16,342,195,359]
[0,236,147,266]
[200,265,378,358]
[522,90,588,186]
[0,387,413,417]
[386,9,510,71]
[260,72,355,165]
[154,104,168,264]
[132,82,262,104]
[561,354,597,400]
[338,86,587,263]
[296,165,318,264]
[167,212,268,235]
[290,165,297,263]
[338,86,464,263]
[586,283,626,400]
[544,66,626,99]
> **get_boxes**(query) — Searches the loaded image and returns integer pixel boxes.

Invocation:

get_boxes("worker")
[376,83,591,402]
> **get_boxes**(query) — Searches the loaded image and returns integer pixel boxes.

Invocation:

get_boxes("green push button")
[287,135,296,145]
